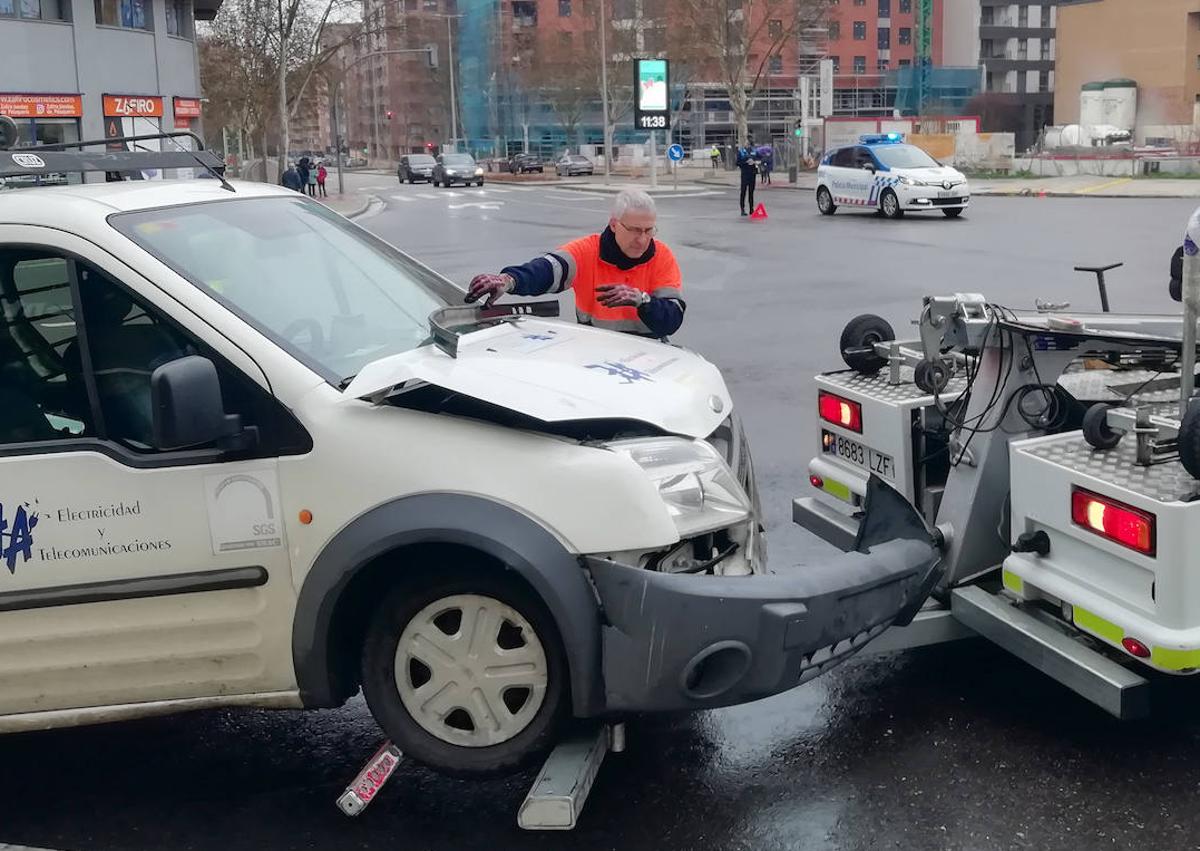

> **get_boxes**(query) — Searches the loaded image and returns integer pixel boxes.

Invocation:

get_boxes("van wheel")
[840,313,895,374]
[361,570,568,777]
[880,189,903,219]
[817,186,837,215]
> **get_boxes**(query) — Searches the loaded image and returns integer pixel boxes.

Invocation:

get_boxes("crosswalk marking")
[388,194,414,202]
[416,193,437,200]
[443,191,462,197]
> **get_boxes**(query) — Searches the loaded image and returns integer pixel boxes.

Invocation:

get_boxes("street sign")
[667,143,684,161]
[634,58,669,131]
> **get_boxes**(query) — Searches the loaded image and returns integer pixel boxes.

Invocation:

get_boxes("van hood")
[342,318,731,439]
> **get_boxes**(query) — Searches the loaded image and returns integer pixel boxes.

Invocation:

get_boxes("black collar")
[600,225,656,271]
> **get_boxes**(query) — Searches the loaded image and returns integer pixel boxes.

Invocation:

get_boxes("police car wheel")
[880,189,903,219]
[1082,403,1122,451]
[817,186,836,215]
[913,359,950,395]
[943,208,964,218]
[361,569,568,777]
[840,314,894,374]
[1178,400,1200,479]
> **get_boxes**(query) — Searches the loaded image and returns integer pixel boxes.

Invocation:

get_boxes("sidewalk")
[317,192,373,218]
[967,174,1200,198]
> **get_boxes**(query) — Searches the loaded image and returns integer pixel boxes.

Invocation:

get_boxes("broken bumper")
[585,478,943,713]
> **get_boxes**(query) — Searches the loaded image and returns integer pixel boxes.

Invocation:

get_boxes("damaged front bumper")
[585,477,943,713]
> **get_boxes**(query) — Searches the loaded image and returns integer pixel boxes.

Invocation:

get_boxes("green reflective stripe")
[822,477,852,502]
[1150,645,1200,672]
[1001,569,1024,595]
[1073,606,1124,646]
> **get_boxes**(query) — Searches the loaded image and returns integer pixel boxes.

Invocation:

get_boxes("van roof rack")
[0,120,230,189]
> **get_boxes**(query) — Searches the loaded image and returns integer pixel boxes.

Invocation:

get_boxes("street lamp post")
[599,0,611,184]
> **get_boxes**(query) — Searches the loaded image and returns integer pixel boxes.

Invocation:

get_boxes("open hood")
[342,318,732,439]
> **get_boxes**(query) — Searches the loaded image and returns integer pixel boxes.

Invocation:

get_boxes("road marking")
[443,191,463,197]
[388,194,414,202]
[416,193,438,200]
[1078,177,1133,194]
[483,187,509,193]
[449,201,504,210]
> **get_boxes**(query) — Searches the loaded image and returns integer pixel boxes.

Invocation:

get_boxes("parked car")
[345,156,368,168]
[433,153,484,187]
[555,154,595,177]
[398,153,437,184]
[508,153,544,174]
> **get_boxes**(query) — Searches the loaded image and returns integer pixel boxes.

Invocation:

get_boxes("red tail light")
[1121,637,1151,658]
[818,391,863,433]
[1071,488,1156,556]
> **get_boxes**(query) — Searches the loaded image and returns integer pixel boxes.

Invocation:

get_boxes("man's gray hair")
[611,188,656,220]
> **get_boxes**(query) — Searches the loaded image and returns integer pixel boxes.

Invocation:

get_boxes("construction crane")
[915,0,932,115]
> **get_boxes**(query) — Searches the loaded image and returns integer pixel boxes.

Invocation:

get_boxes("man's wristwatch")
[637,290,651,306]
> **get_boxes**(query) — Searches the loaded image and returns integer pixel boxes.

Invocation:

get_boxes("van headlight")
[608,437,751,536]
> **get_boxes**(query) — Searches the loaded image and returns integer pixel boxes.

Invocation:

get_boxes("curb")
[321,194,373,219]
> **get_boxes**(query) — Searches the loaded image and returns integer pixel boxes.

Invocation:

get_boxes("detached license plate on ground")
[829,432,895,480]
[336,742,403,817]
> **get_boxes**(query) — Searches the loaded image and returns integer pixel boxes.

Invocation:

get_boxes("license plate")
[830,433,895,480]
[937,190,956,198]
[336,742,402,817]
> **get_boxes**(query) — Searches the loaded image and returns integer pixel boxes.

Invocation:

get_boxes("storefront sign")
[173,97,201,128]
[0,94,83,119]
[103,95,164,118]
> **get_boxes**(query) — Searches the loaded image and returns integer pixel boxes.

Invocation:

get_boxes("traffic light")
[386,110,394,120]
[794,119,804,138]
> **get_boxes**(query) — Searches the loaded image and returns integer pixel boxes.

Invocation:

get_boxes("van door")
[0,229,310,716]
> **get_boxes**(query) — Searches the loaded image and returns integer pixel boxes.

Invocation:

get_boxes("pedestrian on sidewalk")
[306,163,319,196]
[762,148,773,185]
[281,162,303,192]
[317,162,328,197]
[737,141,760,216]
[297,157,310,192]
[710,145,720,171]
[465,188,686,339]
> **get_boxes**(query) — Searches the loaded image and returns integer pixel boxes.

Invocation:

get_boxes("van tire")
[360,569,568,777]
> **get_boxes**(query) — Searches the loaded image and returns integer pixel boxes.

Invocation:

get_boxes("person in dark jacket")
[737,141,760,216]
[1170,244,1185,301]
[281,164,303,192]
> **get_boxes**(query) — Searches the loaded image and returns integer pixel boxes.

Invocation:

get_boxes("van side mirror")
[151,355,245,450]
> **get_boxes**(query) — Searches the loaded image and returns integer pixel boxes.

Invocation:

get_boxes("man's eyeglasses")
[616,220,658,238]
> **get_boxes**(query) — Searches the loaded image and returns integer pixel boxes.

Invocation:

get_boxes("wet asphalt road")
[4,184,1200,851]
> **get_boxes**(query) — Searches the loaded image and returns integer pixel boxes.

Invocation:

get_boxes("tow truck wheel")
[817,186,837,215]
[361,569,568,777]
[1082,403,1122,451]
[1178,400,1200,479]
[880,189,904,219]
[840,314,895,374]
[913,359,950,395]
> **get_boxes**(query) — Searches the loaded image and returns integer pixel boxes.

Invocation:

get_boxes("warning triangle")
[750,203,768,220]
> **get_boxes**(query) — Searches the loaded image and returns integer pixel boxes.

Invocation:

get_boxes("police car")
[816,134,969,219]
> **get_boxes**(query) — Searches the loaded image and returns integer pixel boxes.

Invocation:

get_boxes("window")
[852,147,875,169]
[611,0,633,18]
[831,147,855,167]
[558,0,570,16]
[980,6,993,25]
[1042,39,1053,60]
[830,55,840,71]
[877,58,889,71]
[877,26,889,48]
[0,249,305,455]
[828,20,840,39]
[898,26,911,45]
[853,20,865,39]
[94,0,151,29]
[1039,70,1050,93]
[898,0,910,12]
[853,55,866,73]
[768,54,783,73]
[1,0,68,20]
[853,0,865,5]
[898,58,910,67]
[165,0,192,37]
[423,0,437,8]
[768,18,782,38]
[877,0,889,15]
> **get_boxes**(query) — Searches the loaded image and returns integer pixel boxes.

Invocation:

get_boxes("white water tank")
[1080,82,1105,126]
[1102,79,1137,130]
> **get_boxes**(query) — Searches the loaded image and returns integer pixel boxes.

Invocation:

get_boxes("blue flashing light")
[859,133,903,144]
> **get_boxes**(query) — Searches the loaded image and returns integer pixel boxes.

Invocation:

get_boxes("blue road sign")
[667,144,684,162]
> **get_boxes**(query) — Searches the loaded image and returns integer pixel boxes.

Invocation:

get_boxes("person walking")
[466,189,685,339]
[297,157,310,193]
[281,162,303,192]
[737,141,760,216]
[306,163,319,196]
[710,145,721,171]
[317,162,328,198]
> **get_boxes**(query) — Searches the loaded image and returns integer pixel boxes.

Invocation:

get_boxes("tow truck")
[796,220,1200,721]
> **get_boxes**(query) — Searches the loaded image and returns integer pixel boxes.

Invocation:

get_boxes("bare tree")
[524,33,595,152]
[677,0,829,145]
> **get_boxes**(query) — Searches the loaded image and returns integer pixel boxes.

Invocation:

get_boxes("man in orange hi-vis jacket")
[465,188,686,338]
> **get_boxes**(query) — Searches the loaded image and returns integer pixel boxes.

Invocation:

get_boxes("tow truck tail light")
[818,391,863,433]
[1071,488,1156,556]
[1121,637,1151,659]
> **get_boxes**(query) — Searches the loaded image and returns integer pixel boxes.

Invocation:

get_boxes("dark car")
[508,153,544,174]
[555,154,594,177]
[433,153,484,187]
[398,153,437,183]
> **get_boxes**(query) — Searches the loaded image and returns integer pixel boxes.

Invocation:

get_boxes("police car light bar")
[859,133,903,144]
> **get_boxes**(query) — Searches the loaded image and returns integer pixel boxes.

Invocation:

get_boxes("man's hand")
[596,284,647,308]
[465,273,514,308]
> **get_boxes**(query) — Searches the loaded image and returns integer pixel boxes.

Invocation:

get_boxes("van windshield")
[111,197,457,385]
